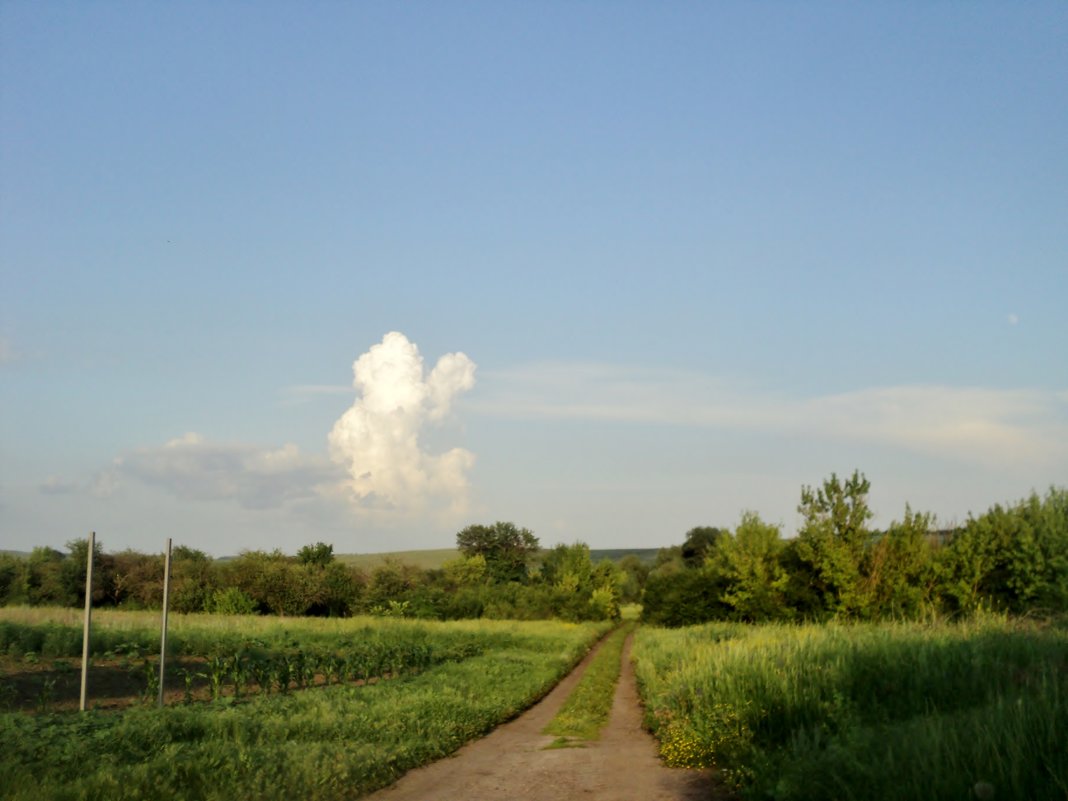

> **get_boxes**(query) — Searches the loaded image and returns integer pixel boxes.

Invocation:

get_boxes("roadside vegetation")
[543,622,633,744]
[633,616,1068,800]
[0,614,610,800]
[642,477,1068,625]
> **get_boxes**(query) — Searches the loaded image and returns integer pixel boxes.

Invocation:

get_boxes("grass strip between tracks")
[543,621,633,745]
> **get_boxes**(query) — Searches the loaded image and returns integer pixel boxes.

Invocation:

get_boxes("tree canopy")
[456,521,540,583]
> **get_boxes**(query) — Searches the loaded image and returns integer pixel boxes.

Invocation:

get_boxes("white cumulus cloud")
[328,331,477,516]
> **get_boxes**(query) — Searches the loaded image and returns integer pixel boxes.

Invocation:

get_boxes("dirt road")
[364,634,718,801]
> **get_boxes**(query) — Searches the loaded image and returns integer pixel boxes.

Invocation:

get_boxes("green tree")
[617,555,650,603]
[938,488,1068,615]
[710,512,790,622]
[108,549,164,608]
[61,537,112,607]
[169,546,216,613]
[224,550,315,615]
[0,553,29,605]
[310,562,364,616]
[297,542,335,567]
[539,542,594,591]
[364,558,428,612]
[863,506,936,618]
[441,553,488,588]
[681,526,725,568]
[790,471,874,618]
[641,565,730,626]
[456,521,539,583]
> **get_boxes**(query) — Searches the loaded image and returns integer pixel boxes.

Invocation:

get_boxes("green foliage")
[441,553,488,588]
[791,470,874,618]
[641,565,730,626]
[206,586,257,616]
[940,489,1068,615]
[709,511,791,622]
[296,542,334,567]
[616,555,650,603]
[5,485,1063,627]
[643,477,1067,626]
[680,526,724,567]
[863,505,937,617]
[634,618,1068,800]
[0,616,610,801]
[456,521,540,583]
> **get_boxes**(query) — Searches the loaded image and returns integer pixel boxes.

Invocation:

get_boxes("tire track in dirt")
[363,632,718,801]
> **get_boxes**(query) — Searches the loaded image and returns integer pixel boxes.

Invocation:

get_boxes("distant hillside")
[336,549,461,571]
[336,546,661,571]
[589,548,660,565]
[0,550,30,559]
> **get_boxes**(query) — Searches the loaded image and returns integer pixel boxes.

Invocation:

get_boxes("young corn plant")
[140,657,160,705]
[204,653,229,701]
[35,677,56,714]
[179,667,196,704]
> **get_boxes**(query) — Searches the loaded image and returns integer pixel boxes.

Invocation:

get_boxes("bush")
[206,587,257,616]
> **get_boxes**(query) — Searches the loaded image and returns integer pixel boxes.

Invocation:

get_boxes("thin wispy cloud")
[470,363,1068,467]
[38,476,80,495]
[106,432,341,510]
[0,337,16,366]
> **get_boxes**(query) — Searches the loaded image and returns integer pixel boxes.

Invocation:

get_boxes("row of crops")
[0,616,485,701]
[1,608,612,800]
[632,615,1068,801]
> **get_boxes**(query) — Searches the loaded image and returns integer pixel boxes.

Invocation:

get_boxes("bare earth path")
[364,633,718,801]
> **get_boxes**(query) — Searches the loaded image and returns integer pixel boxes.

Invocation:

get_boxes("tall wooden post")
[158,538,172,707]
[79,530,95,712]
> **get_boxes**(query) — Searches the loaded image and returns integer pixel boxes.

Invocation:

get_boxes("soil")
[0,655,216,712]
[0,655,379,712]
[363,633,725,801]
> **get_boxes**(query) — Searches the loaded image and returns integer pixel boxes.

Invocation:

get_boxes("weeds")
[634,618,1068,800]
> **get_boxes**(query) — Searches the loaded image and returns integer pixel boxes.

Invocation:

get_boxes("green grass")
[1,615,611,800]
[633,616,1068,800]
[543,622,633,743]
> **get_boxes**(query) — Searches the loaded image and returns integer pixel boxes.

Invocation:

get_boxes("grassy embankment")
[543,621,634,745]
[0,609,610,800]
[634,616,1068,801]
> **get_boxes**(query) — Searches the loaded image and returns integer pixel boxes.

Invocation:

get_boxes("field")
[633,616,1068,800]
[336,547,659,571]
[0,607,611,800]
[335,548,463,571]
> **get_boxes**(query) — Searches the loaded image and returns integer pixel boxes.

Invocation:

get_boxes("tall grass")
[633,616,1068,800]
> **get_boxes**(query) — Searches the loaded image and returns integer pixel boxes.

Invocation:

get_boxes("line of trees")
[3,474,1063,626]
[0,522,631,622]
[642,473,1068,626]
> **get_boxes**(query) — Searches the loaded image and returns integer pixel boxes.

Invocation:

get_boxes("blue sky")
[2,2,1065,556]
